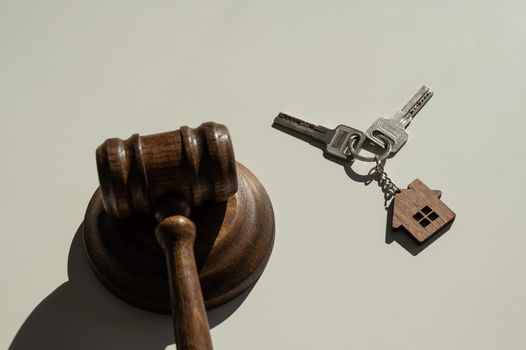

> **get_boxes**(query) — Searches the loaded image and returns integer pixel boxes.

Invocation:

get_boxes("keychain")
[272,86,455,245]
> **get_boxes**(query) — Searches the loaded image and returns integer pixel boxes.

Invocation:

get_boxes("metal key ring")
[348,134,392,163]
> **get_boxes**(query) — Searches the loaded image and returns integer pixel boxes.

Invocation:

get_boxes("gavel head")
[96,122,237,219]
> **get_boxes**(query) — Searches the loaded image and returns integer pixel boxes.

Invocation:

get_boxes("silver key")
[272,113,367,161]
[365,85,433,153]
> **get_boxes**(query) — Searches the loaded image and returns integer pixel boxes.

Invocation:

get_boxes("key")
[272,113,367,161]
[365,85,433,153]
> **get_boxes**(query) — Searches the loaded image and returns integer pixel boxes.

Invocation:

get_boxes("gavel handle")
[156,215,213,350]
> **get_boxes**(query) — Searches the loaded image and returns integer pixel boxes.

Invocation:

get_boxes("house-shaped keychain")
[392,179,456,244]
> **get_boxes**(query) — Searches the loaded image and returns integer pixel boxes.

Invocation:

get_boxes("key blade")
[272,113,330,144]
[273,113,367,162]
[395,85,433,127]
[274,112,317,130]
[365,85,434,154]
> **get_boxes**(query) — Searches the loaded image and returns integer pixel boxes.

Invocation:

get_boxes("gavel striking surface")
[83,162,275,314]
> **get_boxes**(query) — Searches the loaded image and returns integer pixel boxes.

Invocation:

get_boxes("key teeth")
[365,85,434,154]
[272,112,331,149]
[275,113,317,130]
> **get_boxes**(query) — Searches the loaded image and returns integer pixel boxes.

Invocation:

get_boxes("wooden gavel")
[96,123,237,218]
[84,122,275,350]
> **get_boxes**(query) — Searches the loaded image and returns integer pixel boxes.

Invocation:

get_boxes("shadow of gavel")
[84,122,275,350]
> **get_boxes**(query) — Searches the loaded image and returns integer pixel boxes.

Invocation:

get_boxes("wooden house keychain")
[272,86,455,245]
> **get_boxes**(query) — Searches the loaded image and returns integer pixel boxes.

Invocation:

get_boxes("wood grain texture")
[392,178,455,244]
[96,122,238,218]
[83,162,275,313]
[156,215,213,350]
[88,123,274,350]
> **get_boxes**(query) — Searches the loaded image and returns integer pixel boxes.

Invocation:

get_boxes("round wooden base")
[83,162,275,314]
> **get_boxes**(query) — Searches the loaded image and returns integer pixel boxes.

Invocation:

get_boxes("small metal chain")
[374,157,400,204]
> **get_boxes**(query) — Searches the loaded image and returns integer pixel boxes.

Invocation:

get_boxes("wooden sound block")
[83,162,275,314]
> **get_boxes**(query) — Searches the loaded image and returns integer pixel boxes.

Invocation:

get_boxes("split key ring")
[348,133,392,163]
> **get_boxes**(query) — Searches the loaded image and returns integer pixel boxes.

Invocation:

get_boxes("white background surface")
[1,1,526,349]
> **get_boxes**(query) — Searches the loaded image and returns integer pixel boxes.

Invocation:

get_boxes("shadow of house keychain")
[272,85,455,247]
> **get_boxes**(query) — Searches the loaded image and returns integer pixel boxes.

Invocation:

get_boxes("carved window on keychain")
[413,206,440,228]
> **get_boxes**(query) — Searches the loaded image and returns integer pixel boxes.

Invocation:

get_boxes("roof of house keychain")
[272,85,455,245]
